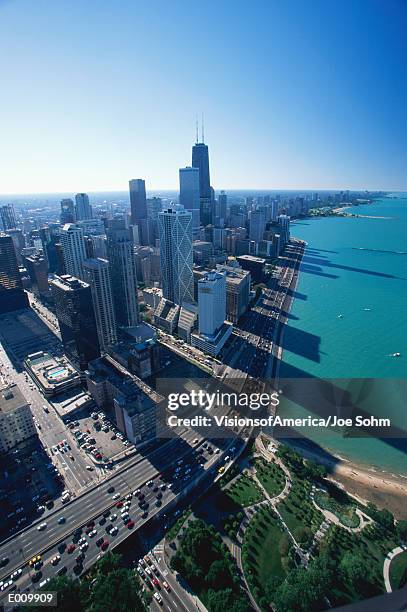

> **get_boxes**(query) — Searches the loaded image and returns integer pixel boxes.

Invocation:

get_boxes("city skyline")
[1,0,407,194]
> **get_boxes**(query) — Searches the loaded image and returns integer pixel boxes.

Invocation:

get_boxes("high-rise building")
[192,141,212,225]
[40,225,60,273]
[75,193,92,221]
[158,205,194,305]
[197,271,226,336]
[59,223,86,279]
[23,253,49,295]
[60,198,75,224]
[216,264,251,323]
[179,167,200,232]
[216,191,227,226]
[50,275,101,370]
[0,205,17,231]
[249,210,266,243]
[6,229,25,265]
[129,179,147,223]
[0,234,29,313]
[83,258,117,351]
[106,221,139,328]
[0,383,36,453]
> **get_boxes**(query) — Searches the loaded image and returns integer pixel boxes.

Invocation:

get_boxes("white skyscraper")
[60,223,86,279]
[179,167,200,232]
[106,222,139,328]
[158,205,194,306]
[198,271,226,336]
[75,193,92,221]
[83,258,117,350]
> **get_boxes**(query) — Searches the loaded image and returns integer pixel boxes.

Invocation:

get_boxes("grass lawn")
[277,475,324,548]
[225,473,264,508]
[241,505,288,610]
[254,457,286,499]
[390,550,407,590]
[314,487,360,528]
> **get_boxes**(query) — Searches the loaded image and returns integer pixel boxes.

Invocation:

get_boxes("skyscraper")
[50,275,100,370]
[83,258,117,351]
[59,223,86,279]
[179,167,200,232]
[216,191,227,226]
[129,179,147,223]
[158,205,194,306]
[106,221,139,328]
[60,198,75,224]
[249,210,266,243]
[197,271,226,336]
[75,193,92,221]
[0,205,17,231]
[192,141,212,226]
[0,234,29,313]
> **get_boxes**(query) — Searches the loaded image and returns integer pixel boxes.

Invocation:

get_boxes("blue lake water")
[280,195,407,474]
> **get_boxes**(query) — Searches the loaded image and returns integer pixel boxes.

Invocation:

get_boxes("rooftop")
[0,383,28,414]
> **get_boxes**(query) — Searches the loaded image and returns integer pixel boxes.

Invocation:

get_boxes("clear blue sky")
[1,0,406,194]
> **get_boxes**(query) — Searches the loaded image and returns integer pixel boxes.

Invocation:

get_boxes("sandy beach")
[287,440,407,519]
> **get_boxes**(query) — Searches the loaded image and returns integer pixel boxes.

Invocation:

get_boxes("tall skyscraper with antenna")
[192,116,212,226]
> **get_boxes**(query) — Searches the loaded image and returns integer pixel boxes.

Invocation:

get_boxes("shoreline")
[271,237,407,518]
[286,439,407,519]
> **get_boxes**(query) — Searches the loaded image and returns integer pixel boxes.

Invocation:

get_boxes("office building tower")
[5,229,25,265]
[216,264,251,323]
[23,253,49,295]
[179,167,200,232]
[83,258,117,351]
[192,141,212,226]
[158,205,194,305]
[249,210,266,243]
[60,223,86,279]
[270,200,278,221]
[106,222,139,328]
[0,383,36,453]
[277,214,290,246]
[198,271,226,336]
[129,179,147,231]
[40,225,60,273]
[60,198,75,224]
[216,190,227,226]
[0,234,29,313]
[75,193,92,221]
[0,205,17,231]
[50,275,101,370]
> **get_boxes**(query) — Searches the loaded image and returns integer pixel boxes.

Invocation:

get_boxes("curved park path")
[383,545,407,593]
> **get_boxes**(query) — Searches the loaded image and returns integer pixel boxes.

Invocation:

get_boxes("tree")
[206,559,233,590]
[90,568,145,612]
[24,576,87,612]
[397,520,407,541]
[206,588,250,612]
[94,551,123,576]
[340,551,367,587]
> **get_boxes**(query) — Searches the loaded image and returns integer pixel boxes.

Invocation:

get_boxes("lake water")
[280,195,407,474]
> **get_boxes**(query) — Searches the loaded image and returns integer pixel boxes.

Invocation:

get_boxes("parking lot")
[65,409,136,466]
[0,439,64,541]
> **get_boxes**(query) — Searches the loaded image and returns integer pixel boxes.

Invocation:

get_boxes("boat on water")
[337,314,343,319]
[364,308,371,311]
[389,352,401,357]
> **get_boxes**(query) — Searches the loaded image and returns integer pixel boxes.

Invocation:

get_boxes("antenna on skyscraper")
[195,114,199,144]
[201,112,205,143]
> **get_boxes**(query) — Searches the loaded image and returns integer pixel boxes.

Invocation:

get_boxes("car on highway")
[39,577,50,588]
[37,522,47,531]
[152,577,160,588]
[112,493,120,500]
[153,592,163,605]
[101,539,109,551]
[127,520,135,529]
[57,566,67,576]
[116,501,123,508]
[96,537,104,547]
[162,580,171,592]
[88,529,97,538]
[58,516,66,524]
[10,569,22,580]
[67,544,75,553]
[0,557,9,567]
[107,486,115,493]
[51,555,61,565]
[32,571,42,583]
